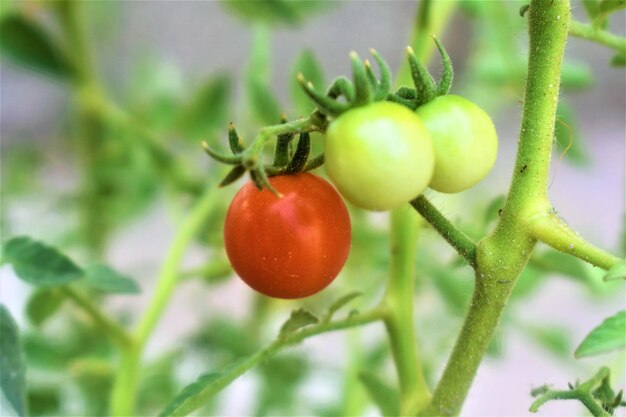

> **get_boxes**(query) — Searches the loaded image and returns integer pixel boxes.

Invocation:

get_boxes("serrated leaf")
[554,102,589,166]
[84,264,140,294]
[279,308,319,338]
[358,371,399,417]
[26,288,65,326]
[1,305,26,417]
[2,236,84,287]
[222,0,335,26]
[604,261,626,281]
[324,291,362,322]
[158,355,261,417]
[290,49,325,114]
[575,311,626,358]
[176,75,231,141]
[0,14,75,79]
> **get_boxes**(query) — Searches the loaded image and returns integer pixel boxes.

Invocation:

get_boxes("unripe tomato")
[223,173,351,299]
[415,95,498,193]
[324,101,435,211]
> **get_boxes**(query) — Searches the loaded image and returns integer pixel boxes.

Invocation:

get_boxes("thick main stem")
[421,1,571,415]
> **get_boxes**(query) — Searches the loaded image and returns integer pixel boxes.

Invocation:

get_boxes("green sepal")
[228,123,244,154]
[370,49,392,100]
[252,168,282,198]
[285,132,311,174]
[201,141,241,165]
[433,36,454,96]
[297,73,348,116]
[326,76,355,101]
[303,153,324,172]
[386,93,417,110]
[351,52,373,106]
[406,46,436,105]
[394,86,417,100]
[273,117,295,168]
[219,165,247,187]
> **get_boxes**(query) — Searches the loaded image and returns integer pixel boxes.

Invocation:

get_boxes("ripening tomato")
[223,173,351,299]
[415,95,498,193]
[324,101,434,211]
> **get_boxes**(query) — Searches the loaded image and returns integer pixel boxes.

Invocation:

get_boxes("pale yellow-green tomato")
[324,101,434,211]
[415,95,498,193]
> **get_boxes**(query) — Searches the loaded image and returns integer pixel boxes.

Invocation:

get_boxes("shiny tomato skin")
[223,173,351,299]
[324,101,434,211]
[415,95,498,193]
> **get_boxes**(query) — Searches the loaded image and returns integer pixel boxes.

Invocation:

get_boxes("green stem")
[62,286,133,348]
[569,20,626,52]
[383,207,431,415]
[410,196,477,267]
[109,186,221,416]
[421,1,571,415]
[529,211,621,270]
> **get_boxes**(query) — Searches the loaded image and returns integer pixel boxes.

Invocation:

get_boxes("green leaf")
[221,0,336,26]
[1,305,26,417]
[582,0,600,18]
[290,49,325,115]
[84,264,140,294]
[26,288,65,326]
[527,324,571,356]
[176,75,231,141]
[158,355,259,417]
[554,102,590,166]
[531,250,590,282]
[575,310,626,358]
[247,76,281,126]
[0,14,75,79]
[279,308,319,338]
[483,194,506,226]
[2,236,84,287]
[598,0,626,13]
[324,291,362,322]
[611,52,626,67]
[358,371,399,417]
[603,260,626,281]
[560,61,594,90]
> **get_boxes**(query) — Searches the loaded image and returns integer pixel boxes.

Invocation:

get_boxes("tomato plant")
[324,101,434,211]
[223,173,351,299]
[415,95,498,193]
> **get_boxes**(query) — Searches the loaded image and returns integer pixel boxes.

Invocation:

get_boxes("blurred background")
[1,1,625,416]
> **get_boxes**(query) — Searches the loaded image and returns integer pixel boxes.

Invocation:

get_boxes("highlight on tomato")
[415,95,498,193]
[324,101,435,211]
[223,173,351,299]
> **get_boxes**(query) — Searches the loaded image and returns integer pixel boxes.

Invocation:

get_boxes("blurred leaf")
[604,260,626,281]
[84,264,140,294]
[138,353,179,414]
[0,145,42,195]
[247,77,282,125]
[290,49,325,115]
[511,265,544,300]
[575,310,626,358]
[279,308,319,338]
[159,355,257,417]
[26,288,66,326]
[222,0,336,26]
[1,305,26,417]
[324,291,362,322]
[582,0,601,18]
[483,195,506,227]
[428,265,473,315]
[560,61,594,90]
[526,324,571,356]
[531,250,590,282]
[255,354,309,416]
[192,318,257,358]
[598,0,626,13]
[554,102,590,166]
[611,52,626,67]
[246,26,281,125]
[358,371,399,417]
[27,387,61,417]
[70,358,113,417]
[0,14,75,79]
[177,75,231,141]
[2,236,84,287]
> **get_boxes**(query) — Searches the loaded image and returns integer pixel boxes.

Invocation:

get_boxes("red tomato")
[223,173,351,299]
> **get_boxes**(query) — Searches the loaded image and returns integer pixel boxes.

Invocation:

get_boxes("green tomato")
[325,101,434,211]
[415,95,498,193]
